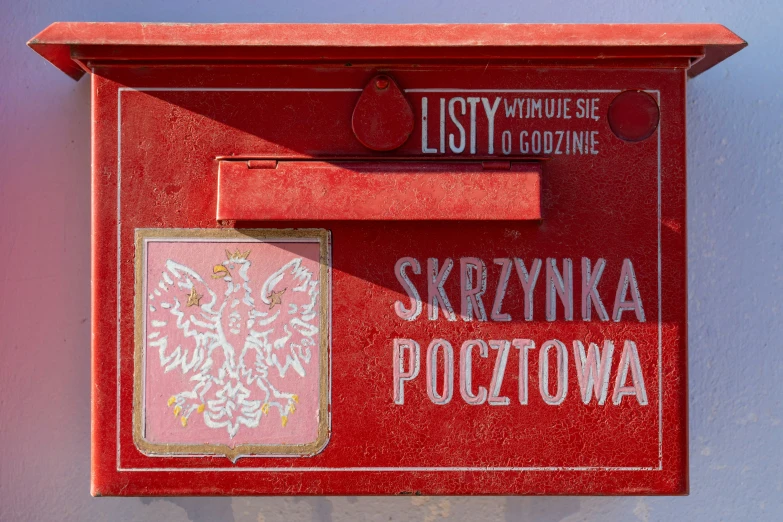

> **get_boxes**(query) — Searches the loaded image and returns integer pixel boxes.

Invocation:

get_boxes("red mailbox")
[29,23,745,496]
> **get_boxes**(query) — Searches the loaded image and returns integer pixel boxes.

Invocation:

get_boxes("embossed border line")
[115,86,662,472]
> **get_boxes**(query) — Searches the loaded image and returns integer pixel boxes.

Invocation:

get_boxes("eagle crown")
[212,249,251,279]
[225,248,250,262]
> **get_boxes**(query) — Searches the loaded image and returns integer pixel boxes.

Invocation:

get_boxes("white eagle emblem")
[146,249,320,438]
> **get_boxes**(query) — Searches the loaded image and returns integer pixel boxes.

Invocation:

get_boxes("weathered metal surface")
[27,23,746,79]
[217,161,541,221]
[27,23,745,497]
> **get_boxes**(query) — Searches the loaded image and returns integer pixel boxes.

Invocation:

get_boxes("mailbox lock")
[352,74,415,151]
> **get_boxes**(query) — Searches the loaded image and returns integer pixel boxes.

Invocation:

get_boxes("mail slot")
[29,22,745,496]
[217,160,542,220]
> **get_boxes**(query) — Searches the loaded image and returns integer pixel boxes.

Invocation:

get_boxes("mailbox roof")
[29,22,745,81]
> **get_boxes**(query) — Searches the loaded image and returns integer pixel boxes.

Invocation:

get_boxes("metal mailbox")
[29,22,745,496]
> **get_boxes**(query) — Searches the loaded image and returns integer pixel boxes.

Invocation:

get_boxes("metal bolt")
[375,77,389,90]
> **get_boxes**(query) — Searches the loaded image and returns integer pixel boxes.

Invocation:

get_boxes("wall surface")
[1,1,780,521]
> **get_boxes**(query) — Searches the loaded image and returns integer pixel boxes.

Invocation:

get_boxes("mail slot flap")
[217,160,541,221]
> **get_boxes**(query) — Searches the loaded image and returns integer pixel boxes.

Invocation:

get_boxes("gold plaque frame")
[133,228,331,461]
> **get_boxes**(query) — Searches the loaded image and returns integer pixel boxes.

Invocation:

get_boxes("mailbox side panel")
[91,72,122,497]
[90,65,688,495]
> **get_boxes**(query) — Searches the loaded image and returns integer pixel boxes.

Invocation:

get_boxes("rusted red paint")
[27,22,745,496]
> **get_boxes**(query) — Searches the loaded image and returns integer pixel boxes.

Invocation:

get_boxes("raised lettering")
[393,339,421,404]
[394,257,422,321]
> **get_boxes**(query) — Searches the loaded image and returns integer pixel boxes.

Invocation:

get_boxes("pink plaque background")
[142,239,323,448]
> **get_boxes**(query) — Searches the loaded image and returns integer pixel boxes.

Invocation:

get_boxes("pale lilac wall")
[1,1,781,520]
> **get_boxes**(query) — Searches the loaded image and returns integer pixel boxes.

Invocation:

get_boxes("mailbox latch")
[247,160,278,170]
